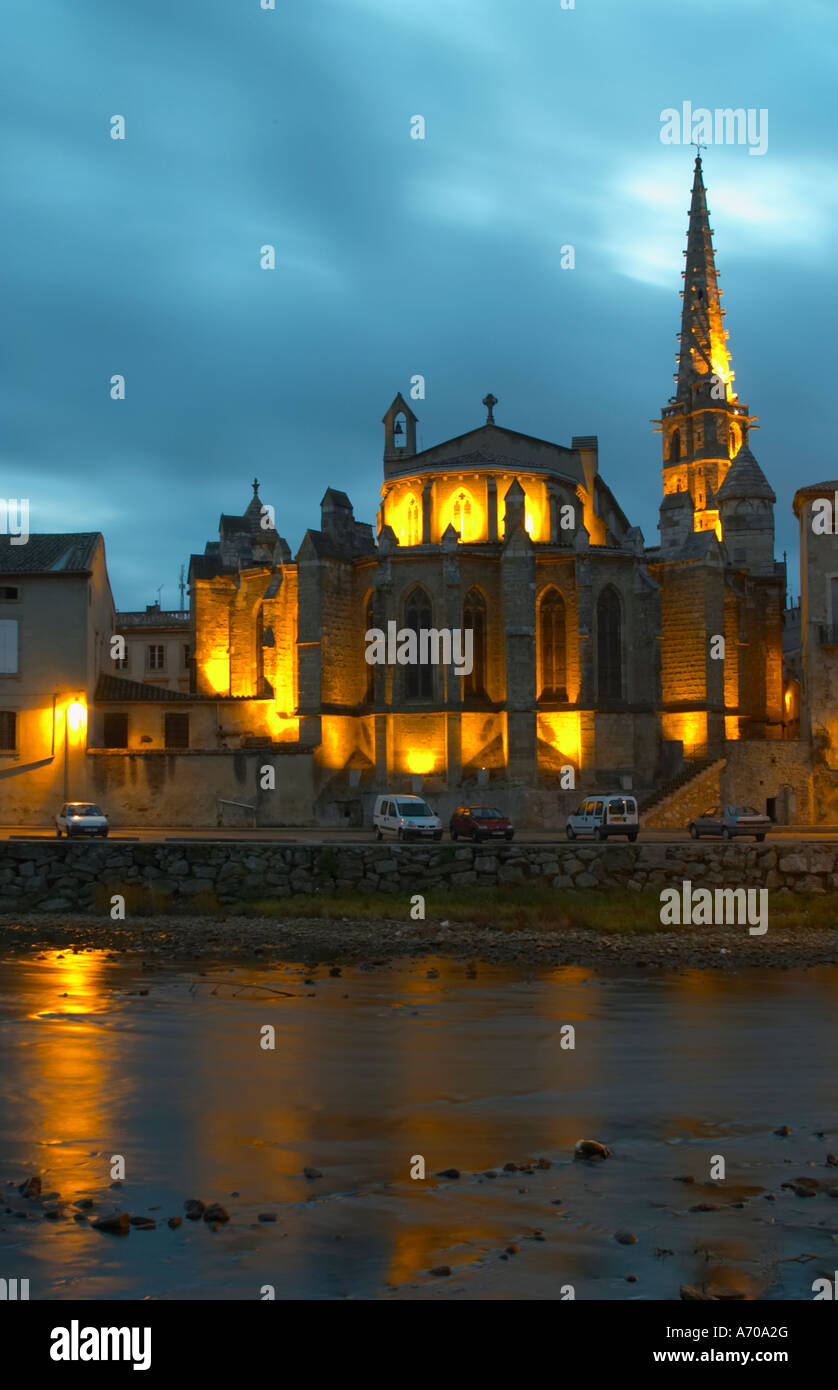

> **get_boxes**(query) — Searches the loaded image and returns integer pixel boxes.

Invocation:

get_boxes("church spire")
[656,154,756,548]
[675,153,734,403]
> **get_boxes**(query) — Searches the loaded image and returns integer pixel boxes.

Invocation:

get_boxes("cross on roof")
[252,477,260,496]
[482,393,497,424]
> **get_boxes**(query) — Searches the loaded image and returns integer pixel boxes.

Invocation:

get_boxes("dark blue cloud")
[2,0,835,606]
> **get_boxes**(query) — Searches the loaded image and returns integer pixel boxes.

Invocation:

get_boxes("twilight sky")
[2,0,837,608]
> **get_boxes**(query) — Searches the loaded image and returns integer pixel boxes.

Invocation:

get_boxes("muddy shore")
[1,910,837,970]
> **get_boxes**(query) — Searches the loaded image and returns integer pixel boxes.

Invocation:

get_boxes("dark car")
[449,805,514,842]
[688,804,772,841]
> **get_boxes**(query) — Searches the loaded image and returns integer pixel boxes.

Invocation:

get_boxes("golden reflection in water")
[24,950,115,1208]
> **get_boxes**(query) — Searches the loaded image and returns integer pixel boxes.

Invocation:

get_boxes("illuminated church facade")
[181,156,786,824]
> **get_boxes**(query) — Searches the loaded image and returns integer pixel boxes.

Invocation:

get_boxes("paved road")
[0,826,833,845]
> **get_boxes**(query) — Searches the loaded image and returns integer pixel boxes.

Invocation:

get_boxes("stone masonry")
[0,841,833,914]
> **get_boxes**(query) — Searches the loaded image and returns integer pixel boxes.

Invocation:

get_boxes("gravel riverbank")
[2,911,838,970]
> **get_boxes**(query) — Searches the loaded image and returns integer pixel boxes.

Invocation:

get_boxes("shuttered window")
[164,713,189,748]
[0,620,18,674]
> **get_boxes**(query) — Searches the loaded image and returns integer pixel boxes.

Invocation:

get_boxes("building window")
[0,619,19,674]
[164,712,189,748]
[365,593,375,703]
[147,644,165,671]
[406,495,420,546]
[183,644,190,669]
[669,429,681,463]
[452,490,473,541]
[0,710,16,751]
[405,587,433,699]
[116,649,129,670]
[0,586,19,601]
[463,588,487,698]
[539,588,567,700]
[597,586,623,703]
[103,712,128,748]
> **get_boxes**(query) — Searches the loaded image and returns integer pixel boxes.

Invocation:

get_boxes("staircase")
[638,756,725,819]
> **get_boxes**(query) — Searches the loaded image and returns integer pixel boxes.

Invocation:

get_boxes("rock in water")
[429,1265,451,1277]
[614,1229,638,1245]
[18,1176,41,1198]
[303,1167,322,1180]
[168,1217,182,1229]
[574,1139,610,1160]
[203,1203,229,1223]
[92,1212,130,1235]
[184,1199,205,1220]
[436,1168,460,1179]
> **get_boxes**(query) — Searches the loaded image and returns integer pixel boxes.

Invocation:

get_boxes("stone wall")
[0,839,834,914]
[645,759,724,829]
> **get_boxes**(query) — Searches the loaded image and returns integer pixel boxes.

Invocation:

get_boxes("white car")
[56,802,109,839]
[373,794,442,841]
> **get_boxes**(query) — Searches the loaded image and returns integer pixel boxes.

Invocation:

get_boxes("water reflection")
[1,951,837,1299]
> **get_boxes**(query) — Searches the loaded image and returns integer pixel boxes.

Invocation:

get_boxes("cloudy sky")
[3,0,836,608]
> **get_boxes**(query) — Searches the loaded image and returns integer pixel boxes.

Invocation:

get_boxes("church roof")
[716,445,775,503]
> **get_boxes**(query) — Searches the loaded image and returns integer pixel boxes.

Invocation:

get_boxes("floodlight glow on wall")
[66,701,87,734]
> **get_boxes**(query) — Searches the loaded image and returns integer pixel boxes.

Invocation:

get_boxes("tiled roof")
[0,533,100,574]
[94,674,194,703]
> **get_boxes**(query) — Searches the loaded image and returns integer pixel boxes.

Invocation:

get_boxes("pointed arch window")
[669,430,681,463]
[463,588,486,698]
[405,586,433,699]
[539,588,567,701]
[406,495,420,546]
[597,585,623,703]
[365,592,375,703]
[255,604,265,696]
[452,490,473,542]
[393,412,406,449]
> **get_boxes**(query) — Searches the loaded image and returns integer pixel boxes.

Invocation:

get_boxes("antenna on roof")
[155,585,163,609]
[179,564,185,610]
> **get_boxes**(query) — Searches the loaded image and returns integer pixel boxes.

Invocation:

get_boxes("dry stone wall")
[0,840,834,913]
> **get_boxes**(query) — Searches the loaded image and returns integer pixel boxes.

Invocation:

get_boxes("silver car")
[56,802,109,839]
[688,804,771,841]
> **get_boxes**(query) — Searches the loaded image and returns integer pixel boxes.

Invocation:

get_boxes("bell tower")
[654,153,757,544]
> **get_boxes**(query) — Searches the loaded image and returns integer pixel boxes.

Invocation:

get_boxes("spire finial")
[252,477,260,496]
[482,392,497,424]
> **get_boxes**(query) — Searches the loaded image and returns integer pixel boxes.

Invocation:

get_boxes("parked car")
[56,802,109,838]
[566,794,638,841]
[373,794,442,841]
[688,805,772,841]
[450,805,514,842]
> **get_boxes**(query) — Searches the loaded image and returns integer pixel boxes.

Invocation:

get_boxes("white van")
[373,794,442,841]
[565,794,638,842]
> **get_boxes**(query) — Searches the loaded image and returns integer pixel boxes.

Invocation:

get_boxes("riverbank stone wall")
[0,840,834,913]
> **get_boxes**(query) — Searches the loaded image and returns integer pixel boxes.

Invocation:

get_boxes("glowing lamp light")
[66,701,87,734]
[784,690,793,712]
